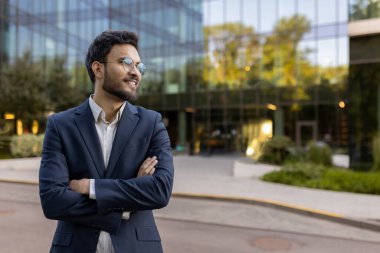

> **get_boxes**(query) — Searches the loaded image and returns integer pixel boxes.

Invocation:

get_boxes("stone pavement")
[0,155,380,231]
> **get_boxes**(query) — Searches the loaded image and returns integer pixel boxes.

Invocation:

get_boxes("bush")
[372,136,380,172]
[262,162,380,195]
[259,135,294,165]
[10,134,44,158]
[306,141,332,166]
[263,162,327,186]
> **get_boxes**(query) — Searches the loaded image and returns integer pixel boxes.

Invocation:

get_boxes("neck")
[93,91,124,122]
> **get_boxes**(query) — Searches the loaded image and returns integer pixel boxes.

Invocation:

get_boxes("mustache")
[122,78,139,83]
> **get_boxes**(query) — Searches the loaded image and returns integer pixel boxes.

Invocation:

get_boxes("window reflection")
[298,0,316,25]
[260,0,276,32]
[350,0,380,20]
[242,0,259,30]
[279,0,296,19]
[318,0,337,24]
[225,0,240,23]
[0,0,350,153]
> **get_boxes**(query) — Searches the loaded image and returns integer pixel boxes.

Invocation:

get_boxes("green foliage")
[372,136,380,172]
[10,134,44,158]
[259,135,294,165]
[350,0,380,20]
[262,15,314,92]
[262,162,380,195]
[203,22,260,88]
[306,141,332,166]
[0,52,86,121]
[0,52,48,120]
[45,57,87,112]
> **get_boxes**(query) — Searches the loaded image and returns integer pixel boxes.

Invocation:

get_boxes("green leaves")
[262,162,380,195]
[0,52,86,121]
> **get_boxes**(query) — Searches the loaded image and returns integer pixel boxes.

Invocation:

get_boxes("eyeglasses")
[101,56,147,76]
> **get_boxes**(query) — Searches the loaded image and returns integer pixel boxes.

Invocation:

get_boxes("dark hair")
[85,30,139,84]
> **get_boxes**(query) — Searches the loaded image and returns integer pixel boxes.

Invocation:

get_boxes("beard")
[103,71,139,102]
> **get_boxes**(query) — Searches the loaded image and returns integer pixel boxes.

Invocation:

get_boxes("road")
[0,182,379,253]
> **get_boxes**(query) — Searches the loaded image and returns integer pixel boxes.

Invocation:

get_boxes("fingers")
[69,180,78,190]
[138,156,158,177]
[148,167,155,175]
[142,156,157,168]
[69,179,90,195]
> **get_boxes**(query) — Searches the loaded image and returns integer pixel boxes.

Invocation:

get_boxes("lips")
[124,79,139,87]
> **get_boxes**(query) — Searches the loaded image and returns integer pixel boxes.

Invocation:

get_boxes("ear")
[91,61,104,80]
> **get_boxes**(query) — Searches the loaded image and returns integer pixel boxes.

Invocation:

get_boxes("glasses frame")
[100,56,147,76]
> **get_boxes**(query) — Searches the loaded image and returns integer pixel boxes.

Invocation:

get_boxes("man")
[39,30,174,253]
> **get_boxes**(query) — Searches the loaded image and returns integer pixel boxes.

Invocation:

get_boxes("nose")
[128,64,141,78]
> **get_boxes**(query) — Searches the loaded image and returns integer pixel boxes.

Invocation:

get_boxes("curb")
[0,178,38,185]
[172,192,380,233]
[2,178,380,233]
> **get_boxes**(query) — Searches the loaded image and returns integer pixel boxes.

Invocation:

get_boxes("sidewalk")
[1,155,380,231]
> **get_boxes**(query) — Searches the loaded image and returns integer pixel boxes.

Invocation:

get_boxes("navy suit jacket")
[39,99,174,253]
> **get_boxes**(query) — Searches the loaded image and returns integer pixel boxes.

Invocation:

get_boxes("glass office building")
[0,0,353,160]
[349,0,380,168]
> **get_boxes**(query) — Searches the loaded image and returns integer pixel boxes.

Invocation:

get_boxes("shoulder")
[48,101,86,122]
[128,103,161,119]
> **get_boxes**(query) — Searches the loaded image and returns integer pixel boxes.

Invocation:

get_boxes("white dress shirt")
[88,96,127,253]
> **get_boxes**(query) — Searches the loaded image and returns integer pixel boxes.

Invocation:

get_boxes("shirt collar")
[88,95,126,124]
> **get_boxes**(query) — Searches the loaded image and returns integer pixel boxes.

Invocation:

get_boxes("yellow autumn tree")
[203,22,260,89]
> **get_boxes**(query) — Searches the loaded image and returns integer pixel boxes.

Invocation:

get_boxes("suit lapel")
[106,102,139,177]
[74,100,106,177]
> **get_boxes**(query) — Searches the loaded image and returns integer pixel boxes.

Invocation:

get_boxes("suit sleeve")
[94,113,174,214]
[39,117,122,234]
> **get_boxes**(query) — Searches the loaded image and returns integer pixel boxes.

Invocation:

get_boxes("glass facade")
[0,0,350,157]
[349,0,380,21]
[349,0,380,168]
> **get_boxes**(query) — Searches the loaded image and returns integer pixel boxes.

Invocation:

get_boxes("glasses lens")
[122,57,146,76]
[137,63,147,76]
[122,57,133,66]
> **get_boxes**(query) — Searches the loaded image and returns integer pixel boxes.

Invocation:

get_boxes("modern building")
[348,0,380,168]
[0,0,371,167]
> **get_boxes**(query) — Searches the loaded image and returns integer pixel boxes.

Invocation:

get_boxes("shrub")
[259,135,294,165]
[306,141,332,166]
[372,136,380,172]
[10,134,44,158]
[263,162,327,186]
[262,162,380,195]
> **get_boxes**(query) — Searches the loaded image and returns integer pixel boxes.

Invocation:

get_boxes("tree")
[203,22,260,89]
[262,15,313,87]
[0,52,86,126]
[45,57,87,112]
[350,0,380,20]
[0,52,48,121]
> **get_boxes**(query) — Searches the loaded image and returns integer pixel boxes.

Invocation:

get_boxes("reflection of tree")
[263,15,311,87]
[186,57,206,91]
[0,52,86,122]
[261,15,317,102]
[46,57,87,112]
[350,0,380,20]
[319,65,348,89]
[0,52,48,122]
[202,15,348,99]
[203,22,259,88]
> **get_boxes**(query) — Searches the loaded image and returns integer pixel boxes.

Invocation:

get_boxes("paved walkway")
[0,155,380,230]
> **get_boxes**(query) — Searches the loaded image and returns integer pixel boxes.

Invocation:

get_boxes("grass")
[0,152,12,159]
[262,162,380,195]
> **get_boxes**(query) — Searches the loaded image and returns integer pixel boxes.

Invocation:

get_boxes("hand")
[137,156,158,177]
[69,178,90,195]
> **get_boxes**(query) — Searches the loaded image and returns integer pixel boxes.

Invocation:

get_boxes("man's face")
[102,44,142,101]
